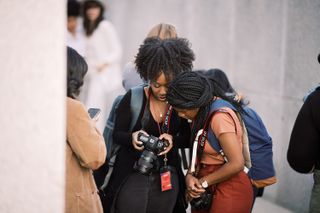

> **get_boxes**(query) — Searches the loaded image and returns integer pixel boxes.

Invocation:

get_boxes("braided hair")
[203,68,248,106]
[135,37,195,82]
[67,46,88,99]
[166,71,213,144]
[167,71,244,143]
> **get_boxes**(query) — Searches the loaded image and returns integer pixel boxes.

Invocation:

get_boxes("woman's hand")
[186,173,205,198]
[158,133,173,155]
[132,130,148,151]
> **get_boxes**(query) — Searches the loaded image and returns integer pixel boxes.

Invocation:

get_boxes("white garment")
[79,20,123,132]
[66,29,86,57]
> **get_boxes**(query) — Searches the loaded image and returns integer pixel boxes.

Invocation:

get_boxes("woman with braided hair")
[104,37,195,213]
[166,71,253,213]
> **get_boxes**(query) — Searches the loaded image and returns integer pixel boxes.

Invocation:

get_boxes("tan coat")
[65,98,106,213]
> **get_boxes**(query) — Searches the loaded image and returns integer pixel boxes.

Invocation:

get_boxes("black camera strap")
[161,105,173,168]
[194,113,214,177]
[161,104,173,134]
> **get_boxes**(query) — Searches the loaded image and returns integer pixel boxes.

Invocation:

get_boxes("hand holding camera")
[132,130,148,151]
[186,174,213,210]
[133,132,170,175]
[186,174,205,198]
[158,133,173,155]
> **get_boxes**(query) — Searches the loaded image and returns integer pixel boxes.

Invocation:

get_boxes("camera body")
[190,190,213,210]
[138,133,168,154]
[134,133,169,175]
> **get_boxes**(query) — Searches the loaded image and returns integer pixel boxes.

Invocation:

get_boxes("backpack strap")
[100,85,145,191]
[207,99,251,172]
[129,84,145,131]
[207,99,237,159]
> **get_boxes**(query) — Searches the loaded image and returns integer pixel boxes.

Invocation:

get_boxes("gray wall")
[106,0,320,212]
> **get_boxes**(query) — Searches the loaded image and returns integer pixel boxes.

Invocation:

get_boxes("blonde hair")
[147,23,178,39]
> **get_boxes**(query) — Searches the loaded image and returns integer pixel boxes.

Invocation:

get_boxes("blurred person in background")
[122,23,178,91]
[287,54,320,213]
[79,0,123,132]
[66,46,106,213]
[67,0,85,56]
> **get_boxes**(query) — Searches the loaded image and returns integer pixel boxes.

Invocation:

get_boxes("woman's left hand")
[186,174,205,198]
[158,133,173,155]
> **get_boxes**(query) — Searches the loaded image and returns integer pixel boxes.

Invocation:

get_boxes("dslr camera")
[134,132,169,175]
[190,190,213,210]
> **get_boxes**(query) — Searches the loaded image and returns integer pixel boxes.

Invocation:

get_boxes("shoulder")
[67,97,85,110]
[67,97,87,118]
[307,89,320,104]
[210,107,240,135]
[212,107,238,122]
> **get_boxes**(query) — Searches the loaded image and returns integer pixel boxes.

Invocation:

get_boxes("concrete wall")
[106,0,320,212]
[0,1,65,212]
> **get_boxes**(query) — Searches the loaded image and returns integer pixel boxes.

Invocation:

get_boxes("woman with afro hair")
[103,37,195,213]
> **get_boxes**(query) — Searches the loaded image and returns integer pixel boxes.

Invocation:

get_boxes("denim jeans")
[116,170,179,213]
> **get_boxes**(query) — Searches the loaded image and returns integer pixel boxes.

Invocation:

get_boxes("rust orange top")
[201,107,243,165]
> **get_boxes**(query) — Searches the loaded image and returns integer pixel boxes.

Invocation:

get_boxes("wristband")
[186,171,194,176]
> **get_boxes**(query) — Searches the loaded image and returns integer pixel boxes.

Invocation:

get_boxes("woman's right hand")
[132,130,148,151]
[186,173,205,198]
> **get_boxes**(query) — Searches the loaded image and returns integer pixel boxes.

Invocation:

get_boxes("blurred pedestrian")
[67,0,85,56]
[65,46,106,213]
[79,0,123,132]
[287,54,320,213]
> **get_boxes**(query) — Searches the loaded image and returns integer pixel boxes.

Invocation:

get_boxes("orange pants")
[192,164,253,213]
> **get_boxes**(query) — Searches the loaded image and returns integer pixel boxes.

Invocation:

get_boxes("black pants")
[115,171,179,213]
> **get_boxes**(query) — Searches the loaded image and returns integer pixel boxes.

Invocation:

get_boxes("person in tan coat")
[66,46,106,213]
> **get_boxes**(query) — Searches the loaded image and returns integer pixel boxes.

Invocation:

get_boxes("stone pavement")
[252,198,293,213]
[186,198,294,213]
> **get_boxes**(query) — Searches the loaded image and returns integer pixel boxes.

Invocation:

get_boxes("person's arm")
[113,90,144,152]
[66,98,106,170]
[199,111,244,185]
[287,91,320,173]
[186,132,244,198]
[186,111,244,198]
[199,132,244,185]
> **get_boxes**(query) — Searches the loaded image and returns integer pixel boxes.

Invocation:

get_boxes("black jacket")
[103,88,190,213]
[287,89,320,173]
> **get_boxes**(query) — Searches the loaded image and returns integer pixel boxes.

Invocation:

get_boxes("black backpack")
[93,85,144,189]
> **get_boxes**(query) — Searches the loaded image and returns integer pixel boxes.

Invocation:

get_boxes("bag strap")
[100,85,145,191]
[207,99,237,159]
[207,99,251,171]
[190,114,213,175]
[129,84,145,131]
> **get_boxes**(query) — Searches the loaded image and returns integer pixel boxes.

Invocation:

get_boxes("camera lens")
[134,133,169,175]
[134,150,157,174]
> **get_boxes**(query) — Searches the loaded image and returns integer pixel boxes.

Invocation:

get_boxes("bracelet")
[186,171,194,176]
